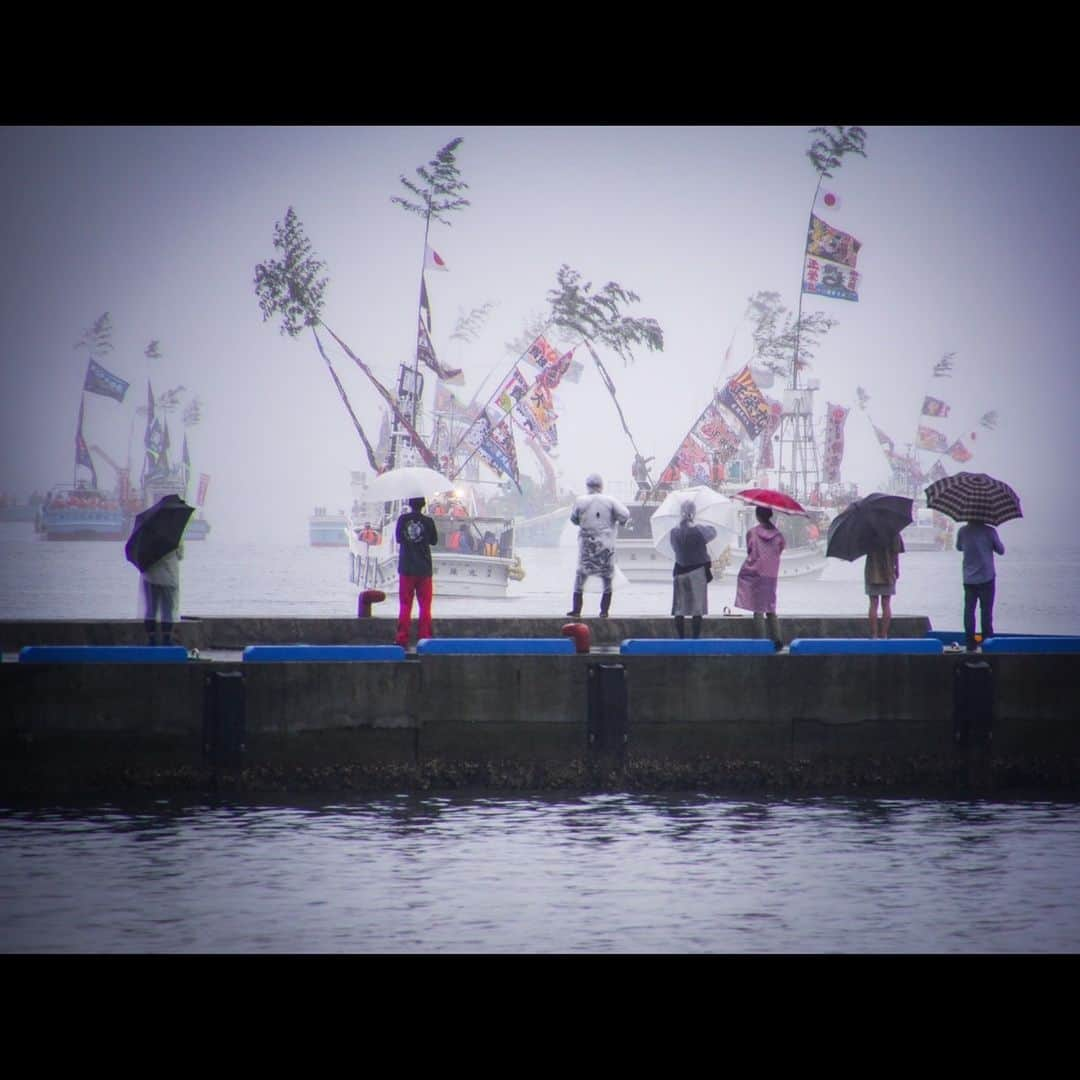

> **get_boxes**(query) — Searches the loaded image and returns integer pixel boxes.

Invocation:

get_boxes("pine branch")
[546,264,663,365]
[254,207,328,337]
[390,138,471,226]
[806,125,868,179]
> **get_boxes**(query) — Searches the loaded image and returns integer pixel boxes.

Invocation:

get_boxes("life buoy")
[508,555,526,581]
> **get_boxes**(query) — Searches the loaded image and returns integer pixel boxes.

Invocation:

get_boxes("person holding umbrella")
[126,494,194,647]
[733,505,786,650]
[956,520,1005,651]
[395,496,439,648]
[865,532,904,639]
[924,471,1020,651]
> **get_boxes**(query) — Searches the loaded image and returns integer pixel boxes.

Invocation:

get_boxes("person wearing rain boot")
[734,506,786,650]
[567,473,630,618]
[669,499,717,638]
[140,541,183,646]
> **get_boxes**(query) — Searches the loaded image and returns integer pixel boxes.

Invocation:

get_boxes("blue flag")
[83,358,129,402]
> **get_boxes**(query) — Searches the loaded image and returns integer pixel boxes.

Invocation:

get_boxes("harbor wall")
[2,643,1078,798]
[0,615,933,651]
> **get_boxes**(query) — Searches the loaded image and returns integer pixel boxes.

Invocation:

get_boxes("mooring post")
[587,663,628,770]
[953,656,993,791]
[203,670,246,771]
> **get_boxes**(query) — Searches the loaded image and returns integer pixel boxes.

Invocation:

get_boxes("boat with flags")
[252,140,595,599]
[38,356,134,540]
[39,320,212,542]
[859,352,997,551]
[613,130,874,584]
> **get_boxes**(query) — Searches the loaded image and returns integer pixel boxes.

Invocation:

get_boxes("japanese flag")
[424,243,448,271]
[815,189,842,215]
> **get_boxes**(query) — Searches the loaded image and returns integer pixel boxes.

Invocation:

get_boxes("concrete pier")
[1,617,1077,799]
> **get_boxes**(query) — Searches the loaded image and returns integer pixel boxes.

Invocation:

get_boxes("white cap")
[585,473,603,490]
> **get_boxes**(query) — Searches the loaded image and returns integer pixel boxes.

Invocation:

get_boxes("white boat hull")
[617,537,827,582]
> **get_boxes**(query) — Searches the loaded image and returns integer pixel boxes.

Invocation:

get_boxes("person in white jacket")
[141,542,183,645]
[567,473,629,618]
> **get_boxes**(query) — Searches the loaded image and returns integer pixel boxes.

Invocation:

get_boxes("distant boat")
[309,507,349,547]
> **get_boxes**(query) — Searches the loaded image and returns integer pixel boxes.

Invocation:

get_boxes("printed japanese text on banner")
[822,402,849,484]
[803,254,860,302]
[718,365,770,439]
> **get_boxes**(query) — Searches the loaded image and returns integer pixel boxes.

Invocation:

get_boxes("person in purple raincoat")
[734,506,786,650]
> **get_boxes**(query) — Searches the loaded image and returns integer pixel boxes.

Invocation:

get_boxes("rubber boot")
[566,591,583,618]
[691,615,702,639]
[599,591,612,618]
[674,616,685,638]
[766,612,782,651]
[161,622,174,647]
[144,619,158,647]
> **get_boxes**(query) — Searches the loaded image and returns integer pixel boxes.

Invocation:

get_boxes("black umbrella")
[924,471,1022,526]
[125,494,194,572]
[826,492,913,562]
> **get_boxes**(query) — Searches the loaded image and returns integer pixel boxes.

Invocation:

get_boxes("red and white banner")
[196,473,210,507]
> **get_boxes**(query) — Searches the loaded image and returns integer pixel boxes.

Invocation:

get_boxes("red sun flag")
[815,190,843,215]
[424,244,448,272]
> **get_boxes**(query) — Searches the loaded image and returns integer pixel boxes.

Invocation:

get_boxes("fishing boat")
[39,374,134,541]
[615,376,829,582]
[347,485,521,599]
[308,507,349,547]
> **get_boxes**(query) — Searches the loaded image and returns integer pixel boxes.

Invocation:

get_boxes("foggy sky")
[2,125,1078,544]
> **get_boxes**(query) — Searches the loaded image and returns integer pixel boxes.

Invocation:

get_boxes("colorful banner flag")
[417,316,464,385]
[83,358,129,402]
[916,425,949,452]
[75,396,98,489]
[802,254,860,302]
[196,473,210,506]
[477,411,520,490]
[806,214,861,268]
[757,396,783,470]
[921,395,951,418]
[695,402,742,459]
[514,380,558,440]
[872,424,895,455]
[948,439,973,463]
[822,402,849,484]
[524,336,560,370]
[492,366,530,414]
[718,365,770,439]
[424,244,448,272]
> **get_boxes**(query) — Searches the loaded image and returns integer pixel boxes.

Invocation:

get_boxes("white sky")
[2,125,1077,543]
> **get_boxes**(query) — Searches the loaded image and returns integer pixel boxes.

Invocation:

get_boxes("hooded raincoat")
[734,522,786,613]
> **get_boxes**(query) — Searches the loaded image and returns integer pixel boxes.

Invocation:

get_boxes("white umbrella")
[363,466,455,504]
[649,486,739,560]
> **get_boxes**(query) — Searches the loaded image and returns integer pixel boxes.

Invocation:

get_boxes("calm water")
[1,521,1076,633]
[2,794,1078,953]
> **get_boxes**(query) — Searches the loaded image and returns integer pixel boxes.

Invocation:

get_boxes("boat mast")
[776,175,823,503]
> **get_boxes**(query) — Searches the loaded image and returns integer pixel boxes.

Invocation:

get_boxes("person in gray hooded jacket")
[567,473,629,618]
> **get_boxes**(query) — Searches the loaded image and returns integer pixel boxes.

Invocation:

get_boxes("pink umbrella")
[733,488,808,517]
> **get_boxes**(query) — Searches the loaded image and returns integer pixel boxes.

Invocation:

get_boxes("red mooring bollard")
[561,622,591,654]
[358,589,387,618]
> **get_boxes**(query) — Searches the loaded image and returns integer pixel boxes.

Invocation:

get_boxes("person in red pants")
[395,496,438,647]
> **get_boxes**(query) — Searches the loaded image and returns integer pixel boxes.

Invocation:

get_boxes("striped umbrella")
[924,472,1022,526]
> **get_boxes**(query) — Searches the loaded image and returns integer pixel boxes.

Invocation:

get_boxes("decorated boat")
[859,352,1001,552]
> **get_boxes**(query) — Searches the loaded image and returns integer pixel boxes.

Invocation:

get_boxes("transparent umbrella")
[363,466,454,504]
[649,486,739,559]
